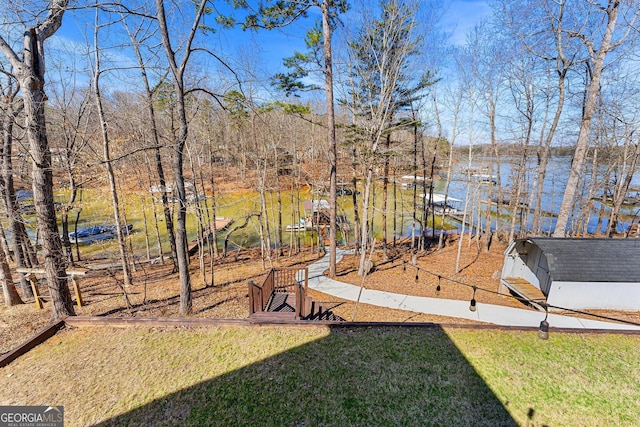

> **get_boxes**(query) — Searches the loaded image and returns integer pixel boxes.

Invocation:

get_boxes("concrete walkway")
[308,250,640,331]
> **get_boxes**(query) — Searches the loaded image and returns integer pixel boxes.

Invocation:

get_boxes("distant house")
[500,238,640,311]
[303,200,330,213]
[50,147,66,165]
[299,200,348,230]
[149,182,197,203]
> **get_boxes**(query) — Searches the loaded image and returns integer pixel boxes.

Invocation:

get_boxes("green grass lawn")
[2,326,638,426]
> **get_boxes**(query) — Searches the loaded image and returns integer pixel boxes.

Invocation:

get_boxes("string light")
[539,303,550,340]
[399,259,640,329]
[403,261,406,272]
[415,267,419,281]
[469,286,477,312]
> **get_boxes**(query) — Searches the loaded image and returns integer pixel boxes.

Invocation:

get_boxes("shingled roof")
[526,238,640,283]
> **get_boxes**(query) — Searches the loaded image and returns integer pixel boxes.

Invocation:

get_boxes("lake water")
[434,156,640,235]
[42,156,638,258]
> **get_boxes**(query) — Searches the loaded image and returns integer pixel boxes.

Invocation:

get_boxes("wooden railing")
[248,267,310,319]
[248,270,274,315]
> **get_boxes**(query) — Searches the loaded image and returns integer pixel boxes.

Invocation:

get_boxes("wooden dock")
[187,218,233,255]
[483,197,557,218]
[444,212,477,232]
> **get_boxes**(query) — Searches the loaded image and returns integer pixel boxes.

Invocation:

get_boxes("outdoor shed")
[500,238,640,311]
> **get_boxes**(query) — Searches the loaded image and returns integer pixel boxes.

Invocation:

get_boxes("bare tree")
[434,85,462,250]
[466,21,505,250]
[603,91,640,236]
[91,7,133,287]
[155,0,209,315]
[506,51,537,241]
[121,12,179,271]
[253,0,349,276]
[0,76,38,297]
[503,0,584,236]
[553,0,634,236]
[47,69,92,265]
[0,0,75,319]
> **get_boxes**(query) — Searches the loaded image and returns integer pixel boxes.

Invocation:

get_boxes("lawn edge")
[3,315,640,368]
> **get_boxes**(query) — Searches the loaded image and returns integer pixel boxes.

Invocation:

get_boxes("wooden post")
[70,275,83,307]
[17,267,88,310]
[28,274,42,310]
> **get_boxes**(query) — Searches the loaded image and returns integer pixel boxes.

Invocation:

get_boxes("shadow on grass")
[96,326,516,426]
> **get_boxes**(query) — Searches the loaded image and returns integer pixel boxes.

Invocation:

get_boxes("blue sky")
[224,0,493,73]
[46,0,491,98]
[442,0,492,45]
[211,0,492,96]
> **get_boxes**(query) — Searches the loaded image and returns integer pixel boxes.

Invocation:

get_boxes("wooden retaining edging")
[0,320,66,368]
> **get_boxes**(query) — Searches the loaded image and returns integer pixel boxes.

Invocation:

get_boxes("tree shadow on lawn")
[97,326,516,426]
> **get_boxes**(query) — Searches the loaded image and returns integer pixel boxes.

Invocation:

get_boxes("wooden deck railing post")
[263,270,274,311]
[248,280,256,315]
[295,283,303,320]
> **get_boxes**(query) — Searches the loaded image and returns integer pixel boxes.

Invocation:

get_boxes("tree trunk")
[123,17,178,271]
[0,242,21,306]
[144,154,165,262]
[382,133,390,258]
[24,55,75,318]
[275,150,284,257]
[0,96,35,297]
[420,129,428,250]
[532,70,567,234]
[392,158,398,247]
[553,1,621,237]
[93,13,133,288]
[351,146,361,253]
[322,0,338,278]
[358,163,375,276]
[608,141,640,237]
[208,148,219,258]
[155,0,209,316]
[411,121,418,251]
[483,99,497,251]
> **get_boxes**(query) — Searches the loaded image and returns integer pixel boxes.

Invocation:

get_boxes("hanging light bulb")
[469,286,477,312]
[436,276,441,293]
[539,304,550,340]
[403,261,406,272]
[415,267,419,281]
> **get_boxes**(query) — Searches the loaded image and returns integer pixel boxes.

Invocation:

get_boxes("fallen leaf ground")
[1,235,638,356]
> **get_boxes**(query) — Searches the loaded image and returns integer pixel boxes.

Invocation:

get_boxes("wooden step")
[266,292,296,312]
[250,311,296,321]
